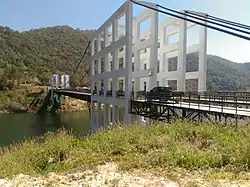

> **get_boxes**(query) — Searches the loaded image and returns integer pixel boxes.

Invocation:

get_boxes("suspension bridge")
[34,0,250,127]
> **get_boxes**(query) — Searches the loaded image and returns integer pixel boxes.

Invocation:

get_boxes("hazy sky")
[0,0,249,62]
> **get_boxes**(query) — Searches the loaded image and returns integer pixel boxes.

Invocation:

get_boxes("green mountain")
[185,53,250,91]
[0,25,250,92]
[0,25,93,89]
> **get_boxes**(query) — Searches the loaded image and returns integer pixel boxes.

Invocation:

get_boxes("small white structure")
[89,0,207,128]
[51,74,70,89]
[51,74,59,89]
[60,74,70,89]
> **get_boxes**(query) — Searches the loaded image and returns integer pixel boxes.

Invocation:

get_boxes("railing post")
[235,96,238,115]
[198,95,200,110]
[180,94,182,107]
[221,96,223,113]
[209,93,211,111]
[235,96,238,130]
[189,94,191,108]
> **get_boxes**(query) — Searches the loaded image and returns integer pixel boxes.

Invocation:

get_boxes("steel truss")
[130,100,249,125]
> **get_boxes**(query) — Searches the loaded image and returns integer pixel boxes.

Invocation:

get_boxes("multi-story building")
[89,1,207,127]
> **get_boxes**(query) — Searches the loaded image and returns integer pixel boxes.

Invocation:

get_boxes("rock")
[48,157,55,164]
[0,179,9,186]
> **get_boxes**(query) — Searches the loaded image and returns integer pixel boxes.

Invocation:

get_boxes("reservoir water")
[0,111,92,147]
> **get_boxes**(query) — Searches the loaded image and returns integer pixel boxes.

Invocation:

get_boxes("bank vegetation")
[1,120,250,186]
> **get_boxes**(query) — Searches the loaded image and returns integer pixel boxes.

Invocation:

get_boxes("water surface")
[0,111,91,147]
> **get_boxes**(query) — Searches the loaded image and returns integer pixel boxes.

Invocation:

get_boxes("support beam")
[90,101,95,130]
[124,0,133,124]
[97,102,101,129]
[104,103,110,126]
[177,12,187,91]
[148,4,159,90]
[112,105,119,125]
[198,14,208,92]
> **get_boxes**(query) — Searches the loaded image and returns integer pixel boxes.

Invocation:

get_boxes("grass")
[1,120,250,179]
[0,85,46,113]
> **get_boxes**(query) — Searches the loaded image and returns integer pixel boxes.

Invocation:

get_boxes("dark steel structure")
[49,88,250,125]
[130,91,250,125]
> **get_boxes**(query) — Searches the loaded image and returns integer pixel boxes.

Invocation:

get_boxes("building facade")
[89,0,207,128]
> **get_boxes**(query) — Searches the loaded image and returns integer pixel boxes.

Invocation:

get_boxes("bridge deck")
[52,89,250,117]
[135,99,250,117]
[54,90,91,95]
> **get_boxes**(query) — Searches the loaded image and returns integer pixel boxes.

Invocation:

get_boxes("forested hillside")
[186,53,250,91]
[0,26,94,90]
[0,25,250,92]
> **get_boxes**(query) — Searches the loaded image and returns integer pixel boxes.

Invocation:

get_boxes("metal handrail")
[131,91,250,115]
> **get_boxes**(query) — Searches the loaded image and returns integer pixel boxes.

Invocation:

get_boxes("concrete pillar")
[198,15,208,92]
[134,19,140,94]
[112,18,117,43]
[91,54,94,76]
[96,102,101,129]
[97,32,101,52]
[113,50,118,71]
[112,77,118,99]
[98,58,101,75]
[90,66,95,130]
[177,12,187,91]
[90,100,95,130]
[90,38,95,129]
[112,105,119,125]
[160,77,165,87]
[104,26,108,47]
[148,6,159,90]
[104,54,108,96]
[159,23,164,77]
[103,49,109,127]
[65,75,70,88]
[52,74,59,89]
[124,0,133,124]
[91,39,95,56]
[104,104,110,127]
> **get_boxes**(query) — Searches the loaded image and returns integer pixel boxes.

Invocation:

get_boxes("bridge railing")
[131,91,250,115]
[184,91,250,101]
[55,88,91,93]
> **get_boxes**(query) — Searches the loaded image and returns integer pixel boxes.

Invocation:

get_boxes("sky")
[0,0,249,63]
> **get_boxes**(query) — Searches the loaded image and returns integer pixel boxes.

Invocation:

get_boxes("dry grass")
[1,120,250,181]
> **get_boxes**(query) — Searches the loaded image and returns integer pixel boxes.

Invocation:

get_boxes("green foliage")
[187,52,250,91]
[0,86,45,112]
[0,26,94,111]
[1,25,250,91]
[0,26,93,87]
[1,121,250,177]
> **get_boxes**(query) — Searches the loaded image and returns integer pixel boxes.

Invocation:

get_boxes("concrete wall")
[51,74,70,89]
[89,0,208,128]
[89,0,133,130]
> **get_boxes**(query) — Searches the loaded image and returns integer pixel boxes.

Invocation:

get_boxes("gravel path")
[1,163,250,187]
[0,163,178,187]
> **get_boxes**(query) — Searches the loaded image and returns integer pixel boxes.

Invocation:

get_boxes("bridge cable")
[79,67,90,86]
[156,4,250,35]
[62,40,91,88]
[130,0,250,41]
[185,10,250,30]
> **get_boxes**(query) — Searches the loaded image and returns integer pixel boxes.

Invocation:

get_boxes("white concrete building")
[51,74,70,89]
[89,0,207,128]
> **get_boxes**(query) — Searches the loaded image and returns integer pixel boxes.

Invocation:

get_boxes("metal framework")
[130,91,250,125]
[48,87,250,125]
